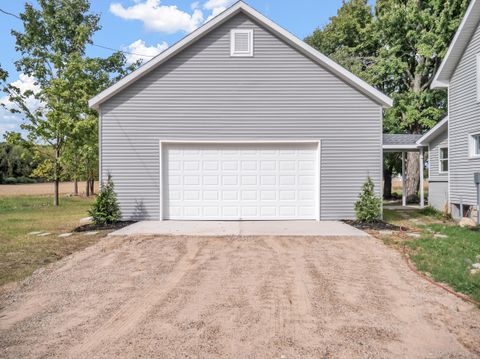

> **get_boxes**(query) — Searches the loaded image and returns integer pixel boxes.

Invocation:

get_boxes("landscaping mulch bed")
[73,221,136,233]
[343,220,409,232]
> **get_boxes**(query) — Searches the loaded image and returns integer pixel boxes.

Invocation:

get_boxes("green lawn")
[0,195,104,286]
[383,207,480,303]
[407,224,480,302]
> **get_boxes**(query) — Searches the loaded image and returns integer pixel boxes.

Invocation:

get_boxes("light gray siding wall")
[429,182,449,212]
[449,23,480,207]
[100,13,383,220]
[428,129,449,181]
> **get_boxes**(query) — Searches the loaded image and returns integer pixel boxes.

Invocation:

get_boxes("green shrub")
[88,173,121,225]
[355,176,382,223]
[17,176,36,184]
[4,177,17,184]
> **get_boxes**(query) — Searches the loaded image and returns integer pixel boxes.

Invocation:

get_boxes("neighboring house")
[89,1,392,221]
[427,0,480,220]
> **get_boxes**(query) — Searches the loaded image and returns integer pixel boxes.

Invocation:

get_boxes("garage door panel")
[163,143,318,220]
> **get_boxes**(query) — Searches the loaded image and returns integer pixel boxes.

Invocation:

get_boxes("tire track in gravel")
[67,237,207,358]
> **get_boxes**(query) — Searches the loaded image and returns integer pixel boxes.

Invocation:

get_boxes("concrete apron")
[109,221,369,237]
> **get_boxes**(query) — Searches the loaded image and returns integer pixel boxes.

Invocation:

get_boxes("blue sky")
[0,0,374,136]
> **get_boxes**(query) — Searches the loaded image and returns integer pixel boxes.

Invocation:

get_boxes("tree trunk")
[86,177,90,197]
[406,151,420,203]
[74,178,78,196]
[383,167,392,199]
[53,147,60,206]
[90,179,94,195]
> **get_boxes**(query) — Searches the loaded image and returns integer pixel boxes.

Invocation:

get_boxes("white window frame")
[438,146,449,174]
[469,131,480,158]
[230,29,253,57]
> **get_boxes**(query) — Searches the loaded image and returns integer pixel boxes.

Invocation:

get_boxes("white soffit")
[89,1,393,109]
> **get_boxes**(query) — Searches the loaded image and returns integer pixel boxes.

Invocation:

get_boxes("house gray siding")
[449,22,480,211]
[429,182,449,212]
[100,13,383,221]
[427,129,449,211]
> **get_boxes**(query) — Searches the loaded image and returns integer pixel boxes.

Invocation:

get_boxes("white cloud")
[203,0,235,21]
[0,74,43,137]
[190,1,200,10]
[110,0,204,34]
[203,0,234,11]
[124,39,169,65]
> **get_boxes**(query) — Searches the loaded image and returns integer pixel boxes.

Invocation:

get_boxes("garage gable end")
[89,2,392,109]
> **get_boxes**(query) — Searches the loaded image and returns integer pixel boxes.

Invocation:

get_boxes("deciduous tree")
[306,0,469,202]
[3,0,133,205]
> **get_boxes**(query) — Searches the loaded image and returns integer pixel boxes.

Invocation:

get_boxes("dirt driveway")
[1,235,479,358]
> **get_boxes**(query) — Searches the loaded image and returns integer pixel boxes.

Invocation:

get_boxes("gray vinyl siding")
[449,23,480,208]
[429,182,449,212]
[428,129,449,181]
[100,13,383,220]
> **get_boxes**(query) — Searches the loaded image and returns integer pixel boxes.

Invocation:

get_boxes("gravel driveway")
[1,235,479,358]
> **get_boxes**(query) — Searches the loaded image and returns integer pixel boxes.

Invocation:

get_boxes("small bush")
[17,176,36,184]
[88,173,121,225]
[4,177,17,184]
[355,176,382,223]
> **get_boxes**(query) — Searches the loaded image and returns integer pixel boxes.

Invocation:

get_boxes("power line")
[0,7,156,58]
[0,8,20,19]
[91,43,155,58]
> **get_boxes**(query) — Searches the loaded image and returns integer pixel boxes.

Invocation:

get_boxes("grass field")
[0,195,105,286]
[383,208,480,303]
[0,181,98,197]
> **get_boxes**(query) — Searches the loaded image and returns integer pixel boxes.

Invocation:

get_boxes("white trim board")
[89,1,393,109]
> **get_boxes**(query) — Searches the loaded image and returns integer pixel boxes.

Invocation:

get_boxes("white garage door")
[162,142,319,220]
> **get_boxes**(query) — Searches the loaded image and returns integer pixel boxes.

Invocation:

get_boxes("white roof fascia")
[432,0,480,89]
[89,1,393,109]
[416,117,449,146]
[382,144,420,151]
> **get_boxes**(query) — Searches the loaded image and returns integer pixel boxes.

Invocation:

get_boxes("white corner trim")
[231,29,254,57]
[159,141,164,221]
[89,1,393,109]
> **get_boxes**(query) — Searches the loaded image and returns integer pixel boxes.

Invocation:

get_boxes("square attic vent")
[231,29,253,57]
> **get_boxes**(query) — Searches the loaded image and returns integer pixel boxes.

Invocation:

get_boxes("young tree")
[4,0,133,205]
[355,176,382,223]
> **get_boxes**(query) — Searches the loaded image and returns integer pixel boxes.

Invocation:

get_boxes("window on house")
[439,147,449,173]
[478,54,480,101]
[470,133,480,157]
[231,29,253,57]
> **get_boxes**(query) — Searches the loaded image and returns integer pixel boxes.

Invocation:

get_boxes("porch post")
[402,151,406,207]
[419,147,425,208]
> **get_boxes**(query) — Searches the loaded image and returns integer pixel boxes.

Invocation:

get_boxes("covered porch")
[383,134,426,208]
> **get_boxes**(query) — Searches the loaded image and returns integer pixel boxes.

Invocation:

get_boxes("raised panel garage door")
[162,142,319,220]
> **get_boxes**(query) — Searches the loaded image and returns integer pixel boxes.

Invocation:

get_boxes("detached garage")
[89,2,392,221]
